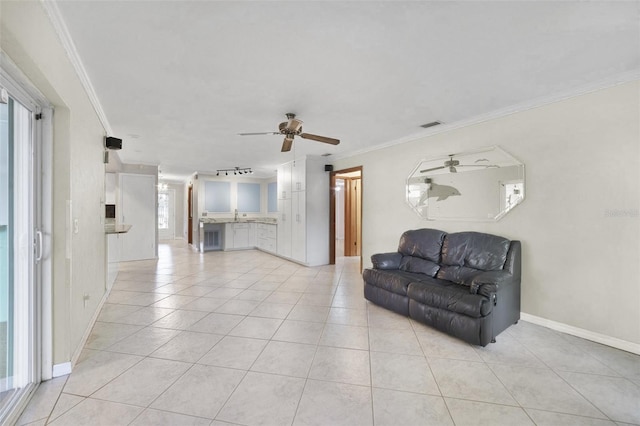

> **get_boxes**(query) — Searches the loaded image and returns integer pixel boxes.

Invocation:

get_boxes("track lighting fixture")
[216,166,253,176]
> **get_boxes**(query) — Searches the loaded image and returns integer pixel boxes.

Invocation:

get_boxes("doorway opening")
[330,167,362,267]
[158,188,175,241]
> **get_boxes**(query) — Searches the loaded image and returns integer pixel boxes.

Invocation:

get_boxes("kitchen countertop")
[200,217,277,224]
[105,224,132,234]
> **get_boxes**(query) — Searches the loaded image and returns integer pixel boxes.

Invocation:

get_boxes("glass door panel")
[0,98,13,404]
[0,91,38,421]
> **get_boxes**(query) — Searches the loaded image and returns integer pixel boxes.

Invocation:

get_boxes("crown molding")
[332,70,640,162]
[40,0,112,135]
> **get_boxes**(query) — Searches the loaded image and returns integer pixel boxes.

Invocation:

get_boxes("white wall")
[1,2,108,364]
[333,81,640,346]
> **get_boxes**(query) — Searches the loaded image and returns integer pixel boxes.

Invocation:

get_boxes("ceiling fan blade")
[300,133,340,145]
[420,165,445,173]
[238,132,279,136]
[281,137,293,152]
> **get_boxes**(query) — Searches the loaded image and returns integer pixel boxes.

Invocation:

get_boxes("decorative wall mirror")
[406,146,525,221]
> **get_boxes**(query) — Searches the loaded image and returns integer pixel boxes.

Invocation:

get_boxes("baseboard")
[69,288,112,370]
[52,362,71,377]
[520,312,640,355]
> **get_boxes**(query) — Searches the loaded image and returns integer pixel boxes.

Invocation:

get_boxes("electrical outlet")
[83,293,90,307]
[73,219,79,234]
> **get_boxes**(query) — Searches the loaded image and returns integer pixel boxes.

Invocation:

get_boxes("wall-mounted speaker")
[105,136,122,150]
[324,164,334,172]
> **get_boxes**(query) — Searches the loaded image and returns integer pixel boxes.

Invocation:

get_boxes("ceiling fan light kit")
[239,113,340,152]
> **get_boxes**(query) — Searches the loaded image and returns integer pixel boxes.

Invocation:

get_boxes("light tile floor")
[17,241,640,425]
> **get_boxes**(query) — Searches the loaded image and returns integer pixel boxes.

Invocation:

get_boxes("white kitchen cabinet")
[291,191,306,263]
[224,222,256,250]
[257,223,277,254]
[106,233,120,289]
[233,224,249,248]
[277,162,292,200]
[276,156,329,266]
[291,159,306,192]
[277,198,292,258]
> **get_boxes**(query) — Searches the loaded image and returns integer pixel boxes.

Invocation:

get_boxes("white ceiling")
[54,1,640,182]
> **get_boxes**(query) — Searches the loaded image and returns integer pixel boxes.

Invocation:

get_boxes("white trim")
[520,313,640,355]
[331,70,640,162]
[70,289,110,367]
[40,107,54,381]
[39,0,112,135]
[52,362,71,378]
[0,54,53,424]
[0,52,52,109]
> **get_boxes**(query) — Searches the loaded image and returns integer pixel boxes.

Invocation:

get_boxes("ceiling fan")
[420,154,498,174]
[238,113,340,152]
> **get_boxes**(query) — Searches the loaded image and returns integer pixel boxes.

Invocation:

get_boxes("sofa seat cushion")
[363,269,430,296]
[407,279,493,318]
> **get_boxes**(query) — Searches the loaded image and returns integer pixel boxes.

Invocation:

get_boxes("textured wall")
[1,1,107,364]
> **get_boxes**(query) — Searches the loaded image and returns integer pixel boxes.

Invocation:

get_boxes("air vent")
[420,121,442,129]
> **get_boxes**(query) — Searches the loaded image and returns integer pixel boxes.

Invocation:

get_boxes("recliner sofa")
[363,228,521,346]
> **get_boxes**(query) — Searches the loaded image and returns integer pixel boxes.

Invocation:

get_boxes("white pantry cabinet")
[276,156,329,266]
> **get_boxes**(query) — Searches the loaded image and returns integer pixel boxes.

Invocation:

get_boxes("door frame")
[0,54,53,424]
[329,166,363,270]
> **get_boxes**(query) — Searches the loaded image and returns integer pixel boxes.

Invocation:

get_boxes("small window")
[268,182,277,213]
[158,192,169,229]
[205,181,231,212]
[237,183,261,213]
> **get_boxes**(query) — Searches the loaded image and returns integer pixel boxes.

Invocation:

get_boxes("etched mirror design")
[407,146,525,221]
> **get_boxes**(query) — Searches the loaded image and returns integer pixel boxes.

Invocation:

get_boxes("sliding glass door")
[0,86,42,422]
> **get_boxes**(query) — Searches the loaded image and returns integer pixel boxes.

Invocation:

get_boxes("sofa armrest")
[469,270,514,296]
[371,252,402,270]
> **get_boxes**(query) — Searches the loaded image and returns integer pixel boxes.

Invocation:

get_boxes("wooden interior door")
[187,185,193,244]
[345,177,362,256]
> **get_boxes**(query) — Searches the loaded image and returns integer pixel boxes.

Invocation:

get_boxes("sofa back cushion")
[397,229,446,262]
[437,232,511,285]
